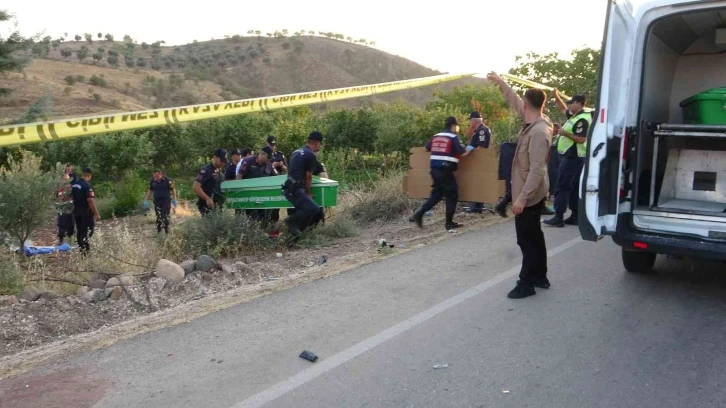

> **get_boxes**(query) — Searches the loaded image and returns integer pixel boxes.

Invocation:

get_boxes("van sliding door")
[579,0,636,241]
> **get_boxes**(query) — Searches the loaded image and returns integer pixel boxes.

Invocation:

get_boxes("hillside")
[0,35,485,123]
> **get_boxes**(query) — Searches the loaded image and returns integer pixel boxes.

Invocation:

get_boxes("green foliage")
[89,74,107,87]
[92,93,102,103]
[104,170,146,217]
[107,55,119,66]
[508,47,601,123]
[0,10,33,95]
[76,48,88,62]
[104,33,113,42]
[0,151,63,250]
[64,75,76,85]
[141,42,149,50]
[0,260,23,295]
[84,33,93,43]
[60,47,72,58]
[178,209,273,258]
[136,57,146,67]
[78,132,154,179]
[75,75,85,83]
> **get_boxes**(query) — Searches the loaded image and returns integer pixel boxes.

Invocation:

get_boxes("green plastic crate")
[221,175,339,210]
[680,87,726,124]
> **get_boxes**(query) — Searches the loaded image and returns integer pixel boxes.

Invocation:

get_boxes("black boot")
[494,195,510,218]
[408,209,424,228]
[564,213,578,225]
[543,214,565,227]
[444,212,462,230]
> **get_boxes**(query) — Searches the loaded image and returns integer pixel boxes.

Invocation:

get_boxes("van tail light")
[633,241,648,250]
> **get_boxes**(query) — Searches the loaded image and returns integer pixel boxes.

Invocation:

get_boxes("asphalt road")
[3,220,726,408]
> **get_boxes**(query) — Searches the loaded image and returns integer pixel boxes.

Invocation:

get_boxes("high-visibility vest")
[557,111,592,157]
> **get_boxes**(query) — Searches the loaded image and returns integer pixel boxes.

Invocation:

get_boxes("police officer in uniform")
[71,168,100,255]
[464,111,493,214]
[543,92,592,227]
[192,149,228,216]
[409,116,471,230]
[282,131,324,237]
[266,136,288,174]
[236,148,271,223]
[143,169,178,234]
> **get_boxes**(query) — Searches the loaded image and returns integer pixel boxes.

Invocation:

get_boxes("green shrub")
[95,197,117,220]
[109,171,146,217]
[296,215,359,248]
[0,260,24,295]
[89,74,107,87]
[75,75,85,83]
[64,75,76,85]
[178,210,273,258]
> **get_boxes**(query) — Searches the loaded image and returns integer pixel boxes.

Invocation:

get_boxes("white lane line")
[232,237,583,408]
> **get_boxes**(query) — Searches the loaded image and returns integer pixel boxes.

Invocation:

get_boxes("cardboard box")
[404,147,505,203]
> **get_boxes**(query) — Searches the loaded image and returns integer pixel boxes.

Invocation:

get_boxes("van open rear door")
[579,0,636,241]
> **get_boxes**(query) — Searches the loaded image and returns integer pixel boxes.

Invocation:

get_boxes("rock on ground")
[221,264,236,274]
[106,275,135,288]
[18,290,41,302]
[89,280,107,290]
[84,288,109,303]
[105,286,124,301]
[38,292,59,301]
[154,259,185,283]
[77,286,91,297]
[180,260,196,275]
[0,295,19,307]
[196,255,216,272]
[149,277,167,293]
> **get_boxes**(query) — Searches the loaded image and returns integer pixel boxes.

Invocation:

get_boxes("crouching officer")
[71,168,100,255]
[409,116,471,230]
[282,131,324,237]
[144,169,178,234]
[193,149,228,217]
[464,111,493,214]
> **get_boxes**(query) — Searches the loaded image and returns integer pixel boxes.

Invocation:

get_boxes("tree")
[60,47,73,58]
[92,52,103,63]
[123,34,132,43]
[105,33,114,42]
[97,32,102,39]
[97,46,105,54]
[508,47,601,107]
[282,29,289,36]
[136,57,146,67]
[141,42,149,50]
[74,34,82,42]
[84,33,93,43]
[107,55,119,66]
[254,30,261,37]
[0,10,33,96]
[107,49,119,57]
[126,42,135,51]
[76,48,88,62]
[0,151,63,252]
[51,39,62,48]
[125,55,134,68]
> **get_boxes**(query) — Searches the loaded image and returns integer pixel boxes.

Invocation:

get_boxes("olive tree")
[0,151,64,252]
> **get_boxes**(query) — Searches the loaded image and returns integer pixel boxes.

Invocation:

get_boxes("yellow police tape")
[0,72,474,148]
[500,73,571,100]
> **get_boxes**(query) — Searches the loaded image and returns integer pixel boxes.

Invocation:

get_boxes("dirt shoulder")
[0,211,508,379]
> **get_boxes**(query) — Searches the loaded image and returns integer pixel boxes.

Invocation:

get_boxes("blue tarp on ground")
[23,243,73,256]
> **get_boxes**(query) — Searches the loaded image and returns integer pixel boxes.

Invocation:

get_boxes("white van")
[580,0,726,272]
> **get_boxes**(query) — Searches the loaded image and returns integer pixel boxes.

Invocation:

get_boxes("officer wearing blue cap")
[409,116,471,230]
[464,111,493,214]
[283,131,324,238]
[193,149,228,216]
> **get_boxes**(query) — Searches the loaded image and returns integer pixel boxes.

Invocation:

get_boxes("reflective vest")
[557,111,592,157]
[429,132,462,168]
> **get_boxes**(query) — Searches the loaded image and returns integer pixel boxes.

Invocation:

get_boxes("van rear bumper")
[612,214,726,262]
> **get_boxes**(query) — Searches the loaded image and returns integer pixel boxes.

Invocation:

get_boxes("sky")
[5,0,612,78]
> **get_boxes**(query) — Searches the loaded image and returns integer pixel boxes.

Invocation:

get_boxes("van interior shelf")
[649,123,726,217]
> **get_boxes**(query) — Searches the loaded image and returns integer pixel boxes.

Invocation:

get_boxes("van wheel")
[622,248,656,273]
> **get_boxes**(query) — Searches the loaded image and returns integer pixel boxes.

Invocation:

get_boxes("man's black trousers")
[417,167,458,224]
[515,198,548,287]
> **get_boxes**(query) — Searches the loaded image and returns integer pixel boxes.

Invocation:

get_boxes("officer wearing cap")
[237,149,270,180]
[266,136,288,175]
[544,91,592,227]
[71,167,101,255]
[409,116,471,230]
[193,149,228,216]
[464,110,493,214]
[225,149,242,181]
[283,131,324,237]
[143,169,178,234]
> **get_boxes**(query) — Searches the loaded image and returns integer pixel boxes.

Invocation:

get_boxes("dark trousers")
[154,197,171,233]
[553,155,584,217]
[198,199,221,217]
[74,214,95,254]
[284,188,323,233]
[515,199,547,287]
[57,213,75,242]
[416,167,458,224]
[245,209,270,227]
